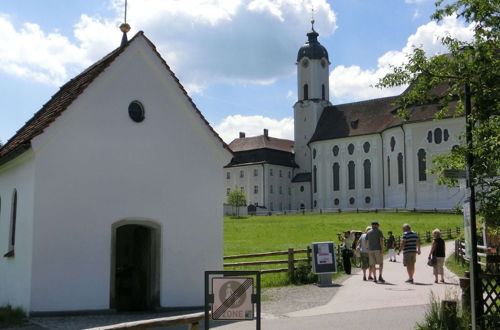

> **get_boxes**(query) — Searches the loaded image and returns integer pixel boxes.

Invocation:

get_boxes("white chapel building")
[0,31,232,314]
[226,25,465,211]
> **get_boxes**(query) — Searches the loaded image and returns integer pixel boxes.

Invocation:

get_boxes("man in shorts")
[398,223,421,283]
[366,221,385,283]
[357,226,372,281]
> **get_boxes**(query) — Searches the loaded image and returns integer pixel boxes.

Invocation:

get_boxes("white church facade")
[226,26,465,212]
[0,31,231,314]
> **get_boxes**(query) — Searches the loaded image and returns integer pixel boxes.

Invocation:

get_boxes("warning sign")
[212,277,254,320]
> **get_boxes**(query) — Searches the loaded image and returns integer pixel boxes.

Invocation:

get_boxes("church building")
[0,30,232,314]
[226,24,465,212]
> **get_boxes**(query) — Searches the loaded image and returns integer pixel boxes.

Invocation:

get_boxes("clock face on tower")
[301,59,309,68]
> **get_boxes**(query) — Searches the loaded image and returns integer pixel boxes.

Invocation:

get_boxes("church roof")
[0,31,231,163]
[297,29,329,62]
[229,135,294,153]
[309,95,458,143]
[292,172,311,183]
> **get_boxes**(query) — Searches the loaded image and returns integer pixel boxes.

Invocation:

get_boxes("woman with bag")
[428,228,445,283]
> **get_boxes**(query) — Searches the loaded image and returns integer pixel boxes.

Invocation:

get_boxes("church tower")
[293,21,330,173]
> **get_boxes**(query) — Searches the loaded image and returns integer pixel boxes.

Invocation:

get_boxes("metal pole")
[465,82,482,329]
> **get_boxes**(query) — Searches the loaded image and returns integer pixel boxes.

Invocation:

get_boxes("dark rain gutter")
[378,133,386,208]
[0,143,31,167]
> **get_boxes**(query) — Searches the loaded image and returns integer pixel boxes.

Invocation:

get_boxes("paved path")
[215,240,460,329]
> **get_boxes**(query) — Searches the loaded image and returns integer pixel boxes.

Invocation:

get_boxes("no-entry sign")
[212,277,254,320]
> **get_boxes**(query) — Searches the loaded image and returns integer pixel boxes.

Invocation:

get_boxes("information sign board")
[311,241,337,274]
[211,277,254,320]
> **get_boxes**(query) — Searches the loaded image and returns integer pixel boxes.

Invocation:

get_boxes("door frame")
[110,219,161,310]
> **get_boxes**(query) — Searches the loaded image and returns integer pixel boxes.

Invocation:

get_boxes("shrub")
[415,294,470,330]
[0,305,26,328]
[291,262,318,285]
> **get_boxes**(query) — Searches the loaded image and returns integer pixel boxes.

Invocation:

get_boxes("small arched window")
[321,84,325,100]
[363,142,370,153]
[313,165,317,193]
[390,136,396,152]
[348,143,355,155]
[334,198,340,206]
[313,148,317,159]
[348,161,355,190]
[418,149,427,181]
[427,131,433,143]
[397,153,404,184]
[333,162,340,191]
[444,129,449,141]
[434,128,442,144]
[332,145,339,156]
[303,84,309,100]
[363,159,371,189]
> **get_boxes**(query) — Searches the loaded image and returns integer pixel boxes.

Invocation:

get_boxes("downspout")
[261,163,266,208]
[378,132,386,208]
[400,126,408,209]
[308,144,313,209]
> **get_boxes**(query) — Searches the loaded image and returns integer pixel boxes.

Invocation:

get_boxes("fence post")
[441,300,458,329]
[288,248,295,283]
[426,231,431,242]
[307,246,311,267]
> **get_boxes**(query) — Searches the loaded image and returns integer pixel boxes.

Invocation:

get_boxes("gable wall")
[28,37,230,312]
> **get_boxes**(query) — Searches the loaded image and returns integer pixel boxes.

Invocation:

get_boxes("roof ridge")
[331,95,399,108]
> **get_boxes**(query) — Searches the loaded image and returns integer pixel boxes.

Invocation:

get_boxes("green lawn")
[445,253,469,278]
[225,211,462,255]
[224,211,462,287]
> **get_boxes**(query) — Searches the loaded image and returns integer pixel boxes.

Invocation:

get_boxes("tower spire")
[311,6,315,31]
[119,0,131,47]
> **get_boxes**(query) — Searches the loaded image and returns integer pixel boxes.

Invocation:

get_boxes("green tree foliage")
[377,0,500,226]
[227,188,247,217]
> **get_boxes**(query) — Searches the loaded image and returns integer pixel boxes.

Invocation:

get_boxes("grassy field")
[225,211,462,255]
[445,253,469,278]
[224,211,462,287]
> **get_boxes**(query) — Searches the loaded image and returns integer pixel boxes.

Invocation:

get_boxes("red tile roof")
[0,31,231,162]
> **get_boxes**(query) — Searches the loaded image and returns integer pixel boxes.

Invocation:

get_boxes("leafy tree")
[377,0,500,228]
[227,188,247,218]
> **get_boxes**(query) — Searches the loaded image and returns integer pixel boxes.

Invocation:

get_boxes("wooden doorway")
[111,222,160,311]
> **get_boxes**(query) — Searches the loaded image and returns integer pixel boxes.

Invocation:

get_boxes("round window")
[365,196,371,204]
[349,197,355,205]
[333,145,339,156]
[348,143,355,155]
[300,186,304,192]
[334,198,340,206]
[128,101,145,122]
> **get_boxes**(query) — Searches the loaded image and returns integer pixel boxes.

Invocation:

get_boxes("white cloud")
[215,114,294,143]
[330,16,474,103]
[0,0,337,90]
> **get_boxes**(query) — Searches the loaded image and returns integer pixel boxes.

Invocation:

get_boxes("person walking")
[357,226,372,281]
[398,223,421,283]
[341,231,353,275]
[386,231,396,262]
[366,221,385,283]
[428,228,446,283]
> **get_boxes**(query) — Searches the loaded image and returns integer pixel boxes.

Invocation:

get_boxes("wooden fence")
[247,207,458,217]
[86,312,205,330]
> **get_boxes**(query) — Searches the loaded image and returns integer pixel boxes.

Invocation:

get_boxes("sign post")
[311,241,337,287]
[205,270,261,330]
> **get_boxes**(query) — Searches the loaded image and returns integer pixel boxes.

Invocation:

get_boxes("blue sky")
[0,0,472,144]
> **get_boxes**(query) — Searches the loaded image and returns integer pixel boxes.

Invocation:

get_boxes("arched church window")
[314,200,317,207]
[313,165,317,193]
[434,128,442,144]
[444,129,449,141]
[348,144,355,155]
[387,156,391,186]
[427,131,433,143]
[363,159,371,189]
[300,186,304,192]
[363,142,370,153]
[418,149,427,181]
[313,148,317,159]
[303,84,309,100]
[322,84,325,100]
[333,163,340,191]
[397,153,404,184]
[348,161,355,190]
[332,145,339,156]
[390,137,396,152]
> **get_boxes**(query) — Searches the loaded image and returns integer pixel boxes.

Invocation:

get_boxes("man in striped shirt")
[398,223,421,283]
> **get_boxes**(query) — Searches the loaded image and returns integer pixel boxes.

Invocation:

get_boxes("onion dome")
[297,26,329,62]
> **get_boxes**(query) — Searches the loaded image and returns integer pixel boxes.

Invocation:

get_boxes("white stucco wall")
[0,151,35,312]
[26,36,230,312]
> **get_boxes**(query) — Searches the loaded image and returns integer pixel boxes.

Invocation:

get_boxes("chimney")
[239,132,245,138]
[264,129,269,138]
